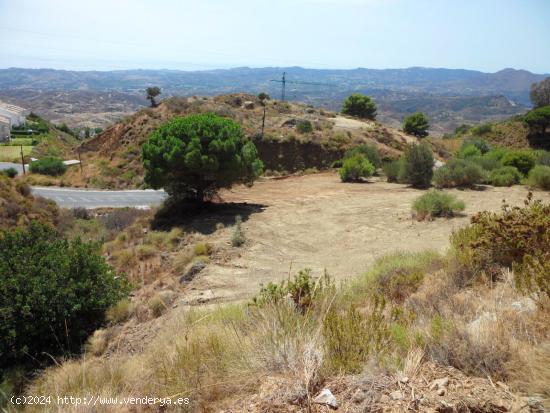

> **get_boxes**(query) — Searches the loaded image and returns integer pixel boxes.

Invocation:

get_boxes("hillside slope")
[70,93,416,189]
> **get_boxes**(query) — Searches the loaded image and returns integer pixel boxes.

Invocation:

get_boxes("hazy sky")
[0,0,549,73]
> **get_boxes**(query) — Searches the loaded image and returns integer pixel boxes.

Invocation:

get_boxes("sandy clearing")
[183,172,550,304]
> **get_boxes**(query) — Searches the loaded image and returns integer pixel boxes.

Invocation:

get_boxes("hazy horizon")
[1,0,549,73]
[1,65,548,75]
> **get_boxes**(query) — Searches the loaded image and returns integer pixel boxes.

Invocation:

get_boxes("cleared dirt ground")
[183,172,550,304]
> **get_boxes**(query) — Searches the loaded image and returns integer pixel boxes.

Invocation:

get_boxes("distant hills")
[0,66,547,134]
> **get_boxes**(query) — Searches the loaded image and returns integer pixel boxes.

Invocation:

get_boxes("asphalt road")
[31,187,167,208]
[0,162,25,174]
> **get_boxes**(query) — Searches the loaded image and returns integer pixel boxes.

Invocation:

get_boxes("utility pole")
[20,145,25,175]
[270,72,333,102]
[77,148,83,175]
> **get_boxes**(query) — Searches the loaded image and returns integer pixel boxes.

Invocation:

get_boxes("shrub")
[341,94,377,120]
[528,165,550,190]
[194,242,213,256]
[106,298,134,324]
[470,123,492,136]
[433,159,485,188]
[231,215,245,247]
[149,291,176,317]
[461,138,491,154]
[398,143,434,188]
[141,114,264,201]
[469,155,501,171]
[296,120,313,134]
[535,150,550,166]
[252,269,333,311]
[72,207,90,220]
[15,182,31,197]
[344,145,382,168]
[339,154,375,182]
[383,160,401,183]
[488,166,522,187]
[29,157,67,176]
[458,144,482,159]
[0,167,18,178]
[0,223,128,370]
[501,151,536,176]
[412,190,465,220]
[403,112,429,137]
[451,193,549,282]
[486,147,510,162]
[344,144,381,168]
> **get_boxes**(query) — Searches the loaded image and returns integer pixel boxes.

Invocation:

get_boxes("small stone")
[437,388,446,396]
[313,389,338,409]
[399,376,409,383]
[179,261,206,283]
[389,390,404,400]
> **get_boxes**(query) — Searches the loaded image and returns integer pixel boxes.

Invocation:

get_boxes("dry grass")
[23,234,550,411]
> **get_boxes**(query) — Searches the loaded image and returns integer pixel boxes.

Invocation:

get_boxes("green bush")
[296,120,313,134]
[398,143,434,188]
[535,150,550,166]
[341,94,377,120]
[412,190,465,220]
[501,151,536,176]
[29,157,67,176]
[383,160,401,183]
[433,159,485,188]
[251,269,334,311]
[344,144,381,168]
[451,193,549,281]
[231,215,245,246]
[458,144,482,159]
[488,166,522,187]
[461,138,491,154]
[486,147,510,162]
[141,114,263,201]
[528,165,550,190]
[469,155,501,171]
[0,167,18,178]
[340,154,375,182]
[470,123,492,136]
[0,223,128,370]
[403,112,429,137]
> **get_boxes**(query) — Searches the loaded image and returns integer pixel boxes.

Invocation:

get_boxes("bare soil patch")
[181,172,550,304]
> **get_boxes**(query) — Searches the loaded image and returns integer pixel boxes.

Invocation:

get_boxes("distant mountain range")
[0,66,547,134]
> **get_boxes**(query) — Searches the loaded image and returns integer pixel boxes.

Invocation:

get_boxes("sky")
[0,0,549,73]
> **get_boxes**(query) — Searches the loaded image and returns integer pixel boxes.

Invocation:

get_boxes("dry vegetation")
[64,94,418,189]
[17,186,549,413]
[0,175,58,230]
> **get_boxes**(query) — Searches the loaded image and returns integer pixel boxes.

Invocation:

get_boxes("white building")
[0,102,29,127]
[0,115,10,142]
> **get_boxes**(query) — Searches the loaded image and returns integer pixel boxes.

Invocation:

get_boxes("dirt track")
[184,172,550,304]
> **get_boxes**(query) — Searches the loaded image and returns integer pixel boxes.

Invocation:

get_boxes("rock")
[243,101,255,110]
[312,388,338,409]
[389,390,404,400]
[399,376,409,383]
[179,261,206,283]
[437,388,446,396]
[510,298,536,314]
[434,160,445,169]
